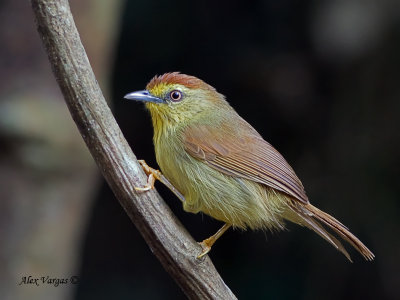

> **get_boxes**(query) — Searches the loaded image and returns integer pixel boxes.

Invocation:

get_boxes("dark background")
[1,0,397,299]
[75,0,399,300]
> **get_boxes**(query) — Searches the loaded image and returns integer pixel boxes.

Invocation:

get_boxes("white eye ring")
[170,90,182,102]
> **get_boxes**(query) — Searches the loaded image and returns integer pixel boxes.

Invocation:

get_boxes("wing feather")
[184,123,309,204]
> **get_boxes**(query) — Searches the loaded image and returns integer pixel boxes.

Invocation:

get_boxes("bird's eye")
[169,90,182,102]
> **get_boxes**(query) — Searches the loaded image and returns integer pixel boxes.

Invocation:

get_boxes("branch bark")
[30,1,236,299]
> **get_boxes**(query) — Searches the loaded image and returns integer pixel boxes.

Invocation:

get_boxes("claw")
[134,160,186,203]
[138,160,162,179]
[197,241,212,259]
[135,161,161,192]
[196,223,231,259]
[134,173,155,191]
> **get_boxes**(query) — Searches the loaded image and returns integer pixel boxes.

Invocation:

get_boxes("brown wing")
[183,122,309,204]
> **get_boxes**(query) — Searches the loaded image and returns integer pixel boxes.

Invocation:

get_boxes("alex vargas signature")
[18,275,78,287]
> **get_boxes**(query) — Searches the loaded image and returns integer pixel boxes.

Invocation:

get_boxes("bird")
[124,72,374,261]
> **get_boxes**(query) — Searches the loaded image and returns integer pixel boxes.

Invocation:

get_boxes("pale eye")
[169,90,182,102]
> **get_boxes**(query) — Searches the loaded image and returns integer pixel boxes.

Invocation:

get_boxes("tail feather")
[286,202,374,261]
[285,206,352,261]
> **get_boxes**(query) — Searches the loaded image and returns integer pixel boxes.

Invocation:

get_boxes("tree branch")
[30,1,236,299]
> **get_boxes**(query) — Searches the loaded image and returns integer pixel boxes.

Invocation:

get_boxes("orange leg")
[135,160,185,203]
[198,223,231,259]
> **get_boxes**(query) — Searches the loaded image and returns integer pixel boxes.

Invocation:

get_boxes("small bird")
[124,72,374,261]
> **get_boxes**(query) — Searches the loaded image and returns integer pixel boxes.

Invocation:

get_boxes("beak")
[124,90,164,104]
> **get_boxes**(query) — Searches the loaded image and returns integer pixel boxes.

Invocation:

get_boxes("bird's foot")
[197,240,212,259]
[196,223,232,259]
[135,160,162,191]
[135,160,186,203]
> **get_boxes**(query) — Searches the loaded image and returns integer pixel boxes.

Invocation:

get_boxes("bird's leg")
[198,223,232,259]
[135,160,185,203]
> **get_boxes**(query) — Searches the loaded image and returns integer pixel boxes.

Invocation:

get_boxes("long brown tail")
[286,202,374,262]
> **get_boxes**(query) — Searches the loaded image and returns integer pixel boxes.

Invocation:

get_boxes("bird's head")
[124,72,227,126]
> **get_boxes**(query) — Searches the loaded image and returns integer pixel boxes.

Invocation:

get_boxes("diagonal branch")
[30,0,236,299]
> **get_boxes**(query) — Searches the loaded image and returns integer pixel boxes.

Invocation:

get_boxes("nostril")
[143,91,149,95]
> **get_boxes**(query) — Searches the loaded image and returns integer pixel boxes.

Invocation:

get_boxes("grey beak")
[124,90,164,104]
